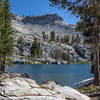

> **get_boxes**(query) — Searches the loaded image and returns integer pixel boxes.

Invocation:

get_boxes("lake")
[7,64,93,88]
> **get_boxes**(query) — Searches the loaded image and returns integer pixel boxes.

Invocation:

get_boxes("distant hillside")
[11,13,90,64]
[11,13,76,36]
[22,14,63,24]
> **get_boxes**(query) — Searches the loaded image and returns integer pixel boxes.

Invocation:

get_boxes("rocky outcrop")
[11,13,23,21]
[73,44,92,60]
[13,13,76,36]
[0,73,90,100]
[11,13,91,64]
[22,14,63,25]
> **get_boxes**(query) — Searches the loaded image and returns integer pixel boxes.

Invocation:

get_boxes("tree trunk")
[94,50,100,86]
[0,63,6,73]
[0,55,6,73]
[92,0,100,86]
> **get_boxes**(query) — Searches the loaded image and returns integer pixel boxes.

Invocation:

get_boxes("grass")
[77,84,100,94]
[47,41,52,44]
[40,61,46,64]
[26,60,46,64]
[20,56,24,60]
[26,60,92,64]
[39,85,54,90]
[26,61,36,64]
[72,61,92,64]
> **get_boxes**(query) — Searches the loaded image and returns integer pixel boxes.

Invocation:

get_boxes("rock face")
[73,45,92,60]
[11,13,23,21]
[22,14,63,25]
[12,13,76,35]
[0,73,90,100]
[11,13,91,64]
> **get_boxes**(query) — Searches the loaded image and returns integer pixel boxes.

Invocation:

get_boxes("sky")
[10,0,80,24]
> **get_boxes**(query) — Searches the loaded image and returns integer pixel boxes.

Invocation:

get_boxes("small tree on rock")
[50,31,55,41]
[30,38,42,58]
[17,37,24,56]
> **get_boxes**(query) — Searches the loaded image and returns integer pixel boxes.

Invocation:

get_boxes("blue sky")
[10,0,80,24]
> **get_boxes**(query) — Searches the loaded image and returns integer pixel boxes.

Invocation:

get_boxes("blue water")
[7,64,93,88]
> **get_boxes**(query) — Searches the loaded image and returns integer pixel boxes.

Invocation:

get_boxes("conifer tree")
[0,0,4,67]
[0,0,2,6]
[37,42,42,58]
[50,31,55,41]
[56,35,60,42]
[0,0,15,72]
[67,49,71,64]
[30,38,42,58]
[64,34,70,43]
[17,37,24,55]
[62,52,67,61]
[49,0,100,85]
[0,0,3,34]
[30,38,38,58]
[71,34,75,45]
[75,0,100,85]
[42,31,46,40]
[55,50,61,60]
[61,37,63,43]
[75,34,81,44]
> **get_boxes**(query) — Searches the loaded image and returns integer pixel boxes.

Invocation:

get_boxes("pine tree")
[30,38,38,58]
[75,0,100,85]
[0,0,3,34]
[50,31,55,41]
[17,37,24,45]
[49,0,100,85]
[75,34,81,44]
[71,34,75,45]
[0,0,4,69]
[0,0,3,37]
[17,37,24,56]
[62,52,67,61]
[42,31,46,40]
[61,37,64,43]
[30,38,42,58]
[64,34,70,44]
[55,50,61,60]
[67,49,71,64]
[37,42,42,58]
[0,0,2,6]
[0,0,15,72]
[56,35,60,42]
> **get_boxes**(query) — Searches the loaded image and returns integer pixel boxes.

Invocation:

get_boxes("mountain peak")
[22,13,64,25]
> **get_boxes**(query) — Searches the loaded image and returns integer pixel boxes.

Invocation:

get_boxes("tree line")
[42,31,82,44]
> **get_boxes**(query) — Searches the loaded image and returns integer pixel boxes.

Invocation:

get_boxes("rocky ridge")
[11,13,91,64]
[12,13,76,35]
[22,14,64,24]
[0,72,90,100]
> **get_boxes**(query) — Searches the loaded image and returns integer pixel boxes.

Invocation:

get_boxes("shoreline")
[0,72,90,100]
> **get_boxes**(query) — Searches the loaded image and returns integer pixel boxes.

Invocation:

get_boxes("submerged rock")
[0,73,90,100]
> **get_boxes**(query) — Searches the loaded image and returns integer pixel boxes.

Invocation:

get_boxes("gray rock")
[0,73,90,100]
[73,44,91,60]
[11,13,91,64]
